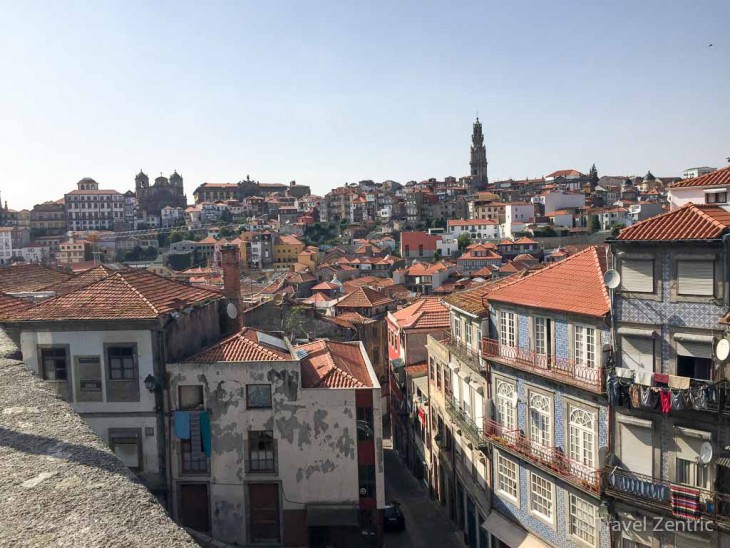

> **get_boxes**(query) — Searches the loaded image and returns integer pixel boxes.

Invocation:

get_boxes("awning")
[674,333,714,344]
[307,505,359,527]
[413,376,429,397]
[481,512,550,548]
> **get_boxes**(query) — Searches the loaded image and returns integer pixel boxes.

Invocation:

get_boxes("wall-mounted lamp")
[144,374,161,393]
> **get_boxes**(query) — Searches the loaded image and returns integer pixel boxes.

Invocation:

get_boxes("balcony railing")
[442,335,485,374]
[446,399,487,447]
[483,418,602,494]
[605,467,730,524]
[481,338,604,393]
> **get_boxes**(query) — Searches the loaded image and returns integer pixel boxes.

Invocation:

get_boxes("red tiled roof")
[670,166,730,188]
[442,276,521,316]
[390,297,450,330]
[486,246,609,318]
[7,270,222,321]
[311,281,340,291]
[616,203,730,241]
[546,169,583,178]
[43,264,123,295]
[405,362,428,376]
[335,286,394,309]
[295,340,374,389]
[400,232,440,251]
[186,328,292,362]
[0,292,32,320]
[301,292,332,304]
[514,237,538,245]
[0,264,73,294]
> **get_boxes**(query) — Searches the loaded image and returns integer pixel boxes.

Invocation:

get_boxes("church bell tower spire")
[469,117,488,189]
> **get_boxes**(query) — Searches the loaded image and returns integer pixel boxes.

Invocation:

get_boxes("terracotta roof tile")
[670,166,730,188]
[186,328,292,362]
[335,286,394,309]
[442,276,521,316]
[390,297,450,330]
[0,292,32,320]
[0,264,73,294]
[43,264,124,295]
[485,246,609,318]
[294,340,373,389]
[8,270,222,321]
[617,203,730,241]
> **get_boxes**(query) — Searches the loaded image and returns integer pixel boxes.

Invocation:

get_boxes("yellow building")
[273,235,305,270]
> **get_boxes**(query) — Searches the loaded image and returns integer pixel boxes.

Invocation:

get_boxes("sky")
[0,1,728,209]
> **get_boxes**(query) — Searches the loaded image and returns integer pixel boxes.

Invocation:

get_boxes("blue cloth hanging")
[200,411,212,457]
[173,411,191,440]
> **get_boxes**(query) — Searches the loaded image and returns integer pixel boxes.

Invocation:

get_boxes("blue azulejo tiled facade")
[483,301,610,548]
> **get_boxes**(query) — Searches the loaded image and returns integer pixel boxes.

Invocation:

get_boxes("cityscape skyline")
[1,0,728,210]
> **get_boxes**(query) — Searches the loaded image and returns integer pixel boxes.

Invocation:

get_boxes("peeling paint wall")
[168,359,380,545]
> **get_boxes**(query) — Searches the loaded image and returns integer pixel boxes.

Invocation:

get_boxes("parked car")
[383,501,405,532]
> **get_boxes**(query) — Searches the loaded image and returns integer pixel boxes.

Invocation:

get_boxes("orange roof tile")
[670,166,730,188]
[442,276,521,316]
[405,362,428,376]
[335,286,394,309]
[390,297,450,330]
[311,281,340,291]
[295,340,373,389]
[0,264,73,294]
[485,246,609,318]
[0,292,32,320]
[43,264,123,295]
[617,203,730,241]
[8,270,222,321]
[186,328,292,362]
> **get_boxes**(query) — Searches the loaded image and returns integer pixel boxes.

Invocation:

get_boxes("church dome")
[154,176,169,186]
[78,177,97,185]
[644,171,656,182]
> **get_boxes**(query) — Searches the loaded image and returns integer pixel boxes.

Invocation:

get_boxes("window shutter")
[621,259,654,292]
[619,423,653,475]
[621,336,654,372]
[676,341,712,359]
[677,261,714,296]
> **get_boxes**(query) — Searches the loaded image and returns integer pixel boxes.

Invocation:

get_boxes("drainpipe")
[158,328,174,512]
[723,234,730,310]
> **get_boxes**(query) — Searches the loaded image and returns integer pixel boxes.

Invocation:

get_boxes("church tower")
[469,117,488,188]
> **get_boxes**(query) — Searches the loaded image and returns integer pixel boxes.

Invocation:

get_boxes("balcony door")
[533,316,553,369]
[499,311,516,359]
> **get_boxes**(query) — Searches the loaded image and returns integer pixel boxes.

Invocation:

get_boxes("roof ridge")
[117,272,160,315]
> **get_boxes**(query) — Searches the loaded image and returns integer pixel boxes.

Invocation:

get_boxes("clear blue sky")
[0,1,727,209]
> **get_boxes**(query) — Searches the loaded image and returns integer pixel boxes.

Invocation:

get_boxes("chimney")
[220,244,243,328]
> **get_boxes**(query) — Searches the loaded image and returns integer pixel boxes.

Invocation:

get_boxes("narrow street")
[383,446,463,548]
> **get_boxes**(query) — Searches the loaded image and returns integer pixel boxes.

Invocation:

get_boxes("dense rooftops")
[294,340,374,389]
[0,263,73,294]
[186,328,293,362]
[389,297,450,330]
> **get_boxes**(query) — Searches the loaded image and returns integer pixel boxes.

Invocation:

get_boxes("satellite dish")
[226,302,238,319]
[716,339,730,362]
[699,441,713,465]
[604,269,621,289]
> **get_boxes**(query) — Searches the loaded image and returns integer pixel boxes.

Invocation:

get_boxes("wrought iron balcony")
[441,335,485,375]
[483,418,602,494]
[605,467,730,524]
[481,338,604,393]
[446,398,487,447]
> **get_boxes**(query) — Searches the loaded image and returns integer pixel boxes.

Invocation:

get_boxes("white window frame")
[529,471,555,525]
[495,378,516,431]
[528,391,551,447]
[534,316,549,355]
[499,310,516,348]
[496,450,519,503]
[568,492,598,547]
[574,325,597,368]
[465,320,472,347]
[568,406,596,469]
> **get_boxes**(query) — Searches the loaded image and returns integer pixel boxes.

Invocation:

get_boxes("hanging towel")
[659,390,671,413]
[635,371,654,386]
[670,484,701,520]
[670,390,685,411]
[668,375,690,389]
[690,386,707,410]
[190,411,203,460]
[641,386,658,409]
[607,373,620,406]
[200,411,212,458]
[629,385,641,409]
[618,380,632,406]
[654,373,669,385]
[173,411,191,440]
[616,367,636,379]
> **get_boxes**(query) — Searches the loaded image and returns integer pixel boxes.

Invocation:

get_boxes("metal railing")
[605,467,730,523]
[483,418,602,493]
[481,338,604,393]
[446,399,487,447]
[442,335,485,374]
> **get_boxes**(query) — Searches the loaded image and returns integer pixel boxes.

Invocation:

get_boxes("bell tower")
[469,117,488,188]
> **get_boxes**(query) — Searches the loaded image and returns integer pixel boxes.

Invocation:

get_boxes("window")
[179,385,204,410]
[496,452,518,501]
[495,379,516,431]
[247,431,277,473]
[621,335,654,372]
[465,322,472,346]
[569,407,596,469]
[358,464,376,498]
[528,392,551,446]
[574,325,596,367]
[569,494,597,546]
[357,405,374,441]
[676,340,713,380]
[247,384,272,408]
[534,317,551,356]
[530,473,554,521]
[107,346,136,380]
[677,260,714,296]
[181,437,209,474]
[499,311,516,348]
[675,432,712,489]
[705,191,727,204]
[109,429,142,471]
[621,259,654,293]
[40,347,68,381]
[454,317,462,340]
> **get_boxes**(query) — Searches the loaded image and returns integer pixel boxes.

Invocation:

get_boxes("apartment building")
[64,178,124,231]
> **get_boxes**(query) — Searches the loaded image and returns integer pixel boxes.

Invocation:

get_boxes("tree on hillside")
[458,233,472,250]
